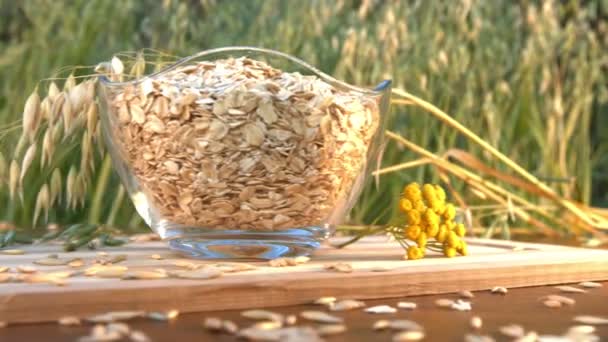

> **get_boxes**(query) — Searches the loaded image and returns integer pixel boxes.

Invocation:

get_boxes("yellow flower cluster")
[400,183,468,260]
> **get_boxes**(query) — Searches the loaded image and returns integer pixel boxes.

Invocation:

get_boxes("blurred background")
[0,0,607,240]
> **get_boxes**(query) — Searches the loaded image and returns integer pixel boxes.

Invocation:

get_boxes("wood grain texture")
[1,236,608,324]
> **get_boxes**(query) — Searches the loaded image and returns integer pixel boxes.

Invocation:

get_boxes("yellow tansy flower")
[423,208,440,226]
[434,184,446,201]
[407,246,424,260]
[447,231,460,248]
[436,224,448,243]
[443,203,456,220]
[454,223,466,237]
[403,183,422,201]
[406,225,422,240]
[399,198,413,212]
[457,240,468,256]
[413,199,426,211]
[425,222,439,238]
[422,183,436,203]
[443,246,457,258]
[406,209,421,225]
[416,232,428,248]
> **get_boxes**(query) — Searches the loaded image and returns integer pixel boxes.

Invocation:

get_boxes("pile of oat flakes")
[108,57,380,230]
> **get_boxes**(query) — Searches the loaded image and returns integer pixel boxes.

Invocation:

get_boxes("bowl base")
[163,226,330,259]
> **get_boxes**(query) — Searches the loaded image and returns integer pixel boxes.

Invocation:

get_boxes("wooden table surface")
[1,281,606,341]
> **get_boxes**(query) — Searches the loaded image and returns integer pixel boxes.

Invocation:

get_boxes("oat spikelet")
[68,81,88,114]
[130,53,146,78]
[111,56,124,82]
[41,129,53,169]
[80,131,92,174]
[61,93,73,138]
[50,168,62,206]
[64,73,76,91]
[40,96,52,122]
[34,184,50,225]
[22,87,41,142]
[9,160,19,200]
[14,133,28,158]
[75,172,87,209]
[86,102,98,136]
[66,166,76,207]
[50,91,65,124]
[20,144,37,184]
[48,82,60,100]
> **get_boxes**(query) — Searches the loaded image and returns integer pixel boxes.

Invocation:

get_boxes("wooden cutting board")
[1,236,608,324]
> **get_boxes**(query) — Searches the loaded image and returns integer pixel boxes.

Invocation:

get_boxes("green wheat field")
[0,0,607,245]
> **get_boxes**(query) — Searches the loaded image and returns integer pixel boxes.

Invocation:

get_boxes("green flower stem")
[335,226,388,249]
[88,154,112,225]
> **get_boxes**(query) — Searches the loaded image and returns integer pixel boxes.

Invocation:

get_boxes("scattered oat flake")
[253,320,283,330]
[373,320,390,330]
[499,324,525,338]
[459,290,475,298]
[365,305,397,314]
[515,331,538,342]
[222,320,238,334]
[542,300,562,308]
[285,315,297,325]
[555,285,586,293]
[536,334,569,342]
[214,262,256,273]
[329,299,366,311]
[300,311,343,324]
[397,302,417,310]
[543,295,575,306]
[173,268,222,280]
[147,310,179,321]
[451,299,472,311]
[491,286,508,294]
[268,257,300,267]
[317,324,346,336]
[86,311,145,323]
[573,315,608,325]
[578,281,602,288]
[129,330,151,342]
[0,266,8,273]
[388,320,424,331]
[203,317,223,331]
[172,260,199,269]
[0,274,12,283]
[149,254,163,260]
[464,334,495,342]
[0,249,25,255]
[313,296,336,305]
[567,325,595,334]
[324,263,352,273]
[435,298,454,308]
[34,258,70,266]
[16,265,37,273]
[241,310,283,322]
[470,316,483,329]
[392,330,425,341]
[122,270,168,280]
[68,259,85,268]
[58,316,81,326]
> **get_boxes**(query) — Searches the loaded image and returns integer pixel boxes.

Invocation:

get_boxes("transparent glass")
[98,47,391,259]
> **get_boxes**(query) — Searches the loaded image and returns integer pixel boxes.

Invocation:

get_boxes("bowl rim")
[99,46,391,95]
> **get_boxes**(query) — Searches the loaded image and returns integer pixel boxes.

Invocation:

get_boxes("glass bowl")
[98,47,391,259]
